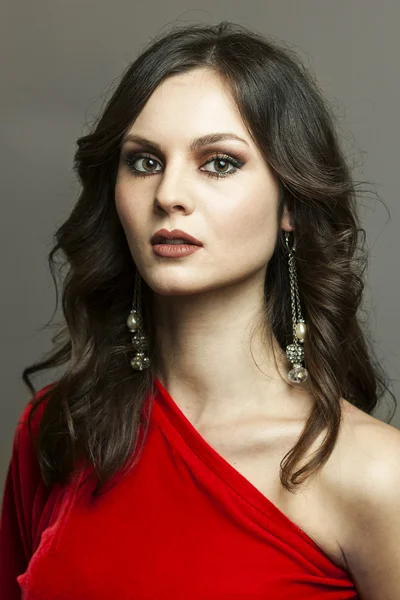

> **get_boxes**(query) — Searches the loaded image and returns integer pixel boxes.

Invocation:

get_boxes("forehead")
[128,69,247,140]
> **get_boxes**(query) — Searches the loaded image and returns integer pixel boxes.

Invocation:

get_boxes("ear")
[280,205,294,232]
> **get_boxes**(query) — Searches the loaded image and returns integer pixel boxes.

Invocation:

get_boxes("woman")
[0,21,398,599]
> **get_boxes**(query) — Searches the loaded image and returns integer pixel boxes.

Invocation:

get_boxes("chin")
[152,284,205,297]
[146,274,216,298]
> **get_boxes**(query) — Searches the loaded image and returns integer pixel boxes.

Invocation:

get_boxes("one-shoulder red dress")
[0,379,359,599]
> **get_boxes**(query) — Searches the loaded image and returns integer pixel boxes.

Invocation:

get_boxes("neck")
[150,275,310,425]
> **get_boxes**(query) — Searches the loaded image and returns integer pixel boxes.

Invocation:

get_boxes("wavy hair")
[22,21,396,496]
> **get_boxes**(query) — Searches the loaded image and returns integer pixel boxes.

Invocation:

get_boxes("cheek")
[215,195,279,260]
[115,178,129,222]
[115,181,140,237]
[114,191,144,266]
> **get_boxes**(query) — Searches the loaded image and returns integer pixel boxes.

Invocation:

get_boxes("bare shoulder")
[323,398,400,597]
[324,397,400,500]
[336,397,400,476]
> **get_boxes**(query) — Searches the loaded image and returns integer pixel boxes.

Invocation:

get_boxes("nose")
[153,162,195,215]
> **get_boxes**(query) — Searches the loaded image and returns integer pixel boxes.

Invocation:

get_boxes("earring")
[284,232,308,384]
[126,270,150,370]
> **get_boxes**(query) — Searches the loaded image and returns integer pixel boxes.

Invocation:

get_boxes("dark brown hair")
[22,21,396,496]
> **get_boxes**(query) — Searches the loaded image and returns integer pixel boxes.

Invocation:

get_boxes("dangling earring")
[284,232,308,384]
[126,270,150,370]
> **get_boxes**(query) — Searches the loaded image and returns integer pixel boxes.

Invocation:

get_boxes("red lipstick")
[151,228,203,246]
[151,228,203,258]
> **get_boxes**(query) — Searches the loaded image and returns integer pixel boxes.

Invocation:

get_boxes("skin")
[115,67,313,428]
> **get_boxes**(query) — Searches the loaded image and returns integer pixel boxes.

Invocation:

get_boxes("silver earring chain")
[127,270,150,370]
[284,232,308,384]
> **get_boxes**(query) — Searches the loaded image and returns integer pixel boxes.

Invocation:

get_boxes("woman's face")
[115,68,292,296]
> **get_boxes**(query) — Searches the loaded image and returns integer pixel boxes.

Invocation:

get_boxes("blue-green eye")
[121,152,244,179]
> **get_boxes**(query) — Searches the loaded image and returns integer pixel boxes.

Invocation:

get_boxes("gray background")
[1,1,399,497]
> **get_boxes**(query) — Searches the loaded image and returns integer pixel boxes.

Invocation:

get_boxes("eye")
[201,153,243,178]
[121,152,244,179]
[123,154,162,176]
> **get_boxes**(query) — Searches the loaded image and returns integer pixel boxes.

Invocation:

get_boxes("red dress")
[0,379,360,599]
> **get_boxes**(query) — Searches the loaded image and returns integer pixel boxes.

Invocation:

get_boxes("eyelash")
[121,151,244,179]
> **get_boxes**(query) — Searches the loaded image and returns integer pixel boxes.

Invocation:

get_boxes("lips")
[151,228,203,246]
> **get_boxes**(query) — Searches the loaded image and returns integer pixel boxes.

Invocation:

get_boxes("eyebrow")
[121,132,249,152]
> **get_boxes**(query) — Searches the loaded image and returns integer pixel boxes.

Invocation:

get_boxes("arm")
[341,421,400,599]
[0,459,29,599]
[0,387,52,598]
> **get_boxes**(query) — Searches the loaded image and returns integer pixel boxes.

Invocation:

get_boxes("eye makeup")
[120,151,245,180]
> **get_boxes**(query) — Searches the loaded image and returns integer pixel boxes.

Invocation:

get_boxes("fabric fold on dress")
[0,378,360,599]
